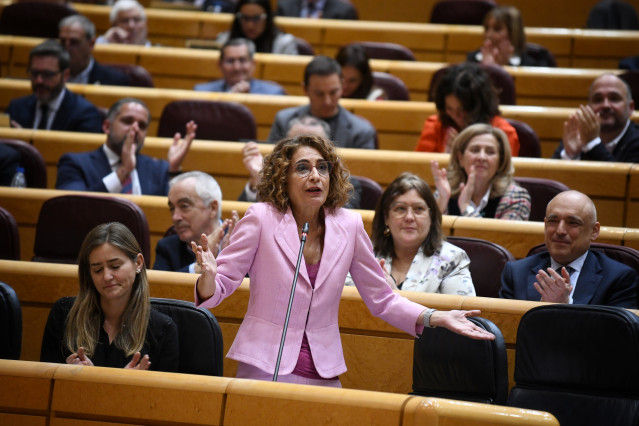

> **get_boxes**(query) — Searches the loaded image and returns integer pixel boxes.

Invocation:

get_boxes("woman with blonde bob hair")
[41,222,179,371]
[192,135,494,388]
[431,123,531,221]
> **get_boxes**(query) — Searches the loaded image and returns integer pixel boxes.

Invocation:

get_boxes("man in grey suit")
[194,38,286,95]
[267,55,377,149]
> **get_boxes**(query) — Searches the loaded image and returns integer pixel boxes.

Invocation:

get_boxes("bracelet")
[422,308,437,328]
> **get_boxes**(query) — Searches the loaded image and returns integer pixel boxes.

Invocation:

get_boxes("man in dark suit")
[552,74,639,163]
[268,55,376,149]
[55,98,196,196]
[276,0,357,19]
[59,15,130,86]
[154,171,238,273]
[500,190,638,308]
[6,40,104,133]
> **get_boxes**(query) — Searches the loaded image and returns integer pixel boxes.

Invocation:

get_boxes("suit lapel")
[51,91,70,131]
[274,208,310,285]
[92,147,114,178]
[315,210,347,290]
[573,251,602,304]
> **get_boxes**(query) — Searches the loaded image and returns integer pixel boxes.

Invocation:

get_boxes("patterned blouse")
[345,242,476,296]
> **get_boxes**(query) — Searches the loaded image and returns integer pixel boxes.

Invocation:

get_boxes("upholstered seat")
[0,281,22,360]
[513,177,569,221]
[0,207,20,261]
[103,63,154,87]
[0,1,77,38]
[353,41,415,61]
[508,304,639,425]
[150,298,224,376]
[0,138,47,188]
[352,175,383,210]
[430,0,496,25]
[505,119,541,158]
[412,316,508,404]
[33,194,151,266]
[372,72,410,101]
[157,100,257,142]
[447,236,514,298]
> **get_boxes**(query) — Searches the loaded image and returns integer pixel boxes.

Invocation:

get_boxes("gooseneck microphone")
[273,222,309,381]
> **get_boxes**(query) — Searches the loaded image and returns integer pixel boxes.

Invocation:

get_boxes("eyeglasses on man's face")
[292,160,333,177]
[28,69,61,80]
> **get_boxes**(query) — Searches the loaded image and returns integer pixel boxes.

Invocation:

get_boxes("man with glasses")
[194,38,286,95]
[6,40,103,133]
[96,0,150,46]
[59,15,130,86]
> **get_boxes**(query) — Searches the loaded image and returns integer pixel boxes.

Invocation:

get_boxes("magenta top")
[293,261,336,380]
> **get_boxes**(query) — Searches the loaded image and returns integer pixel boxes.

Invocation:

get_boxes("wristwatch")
[423,308,437,328]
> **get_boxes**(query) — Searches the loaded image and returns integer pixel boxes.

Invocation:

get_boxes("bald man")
[553,73,639,163]
[500,190,638,308]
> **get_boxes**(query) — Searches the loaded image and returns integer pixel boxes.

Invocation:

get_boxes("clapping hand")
[168,120,197,173]
[192,233,218,301]
[125,352,151,370]
[66,347,94,366]
[430,160,450,214]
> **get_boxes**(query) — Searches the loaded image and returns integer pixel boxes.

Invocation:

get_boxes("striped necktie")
[121,174,133,194]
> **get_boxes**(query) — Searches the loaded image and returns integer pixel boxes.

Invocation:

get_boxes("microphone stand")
[273,222,309,381]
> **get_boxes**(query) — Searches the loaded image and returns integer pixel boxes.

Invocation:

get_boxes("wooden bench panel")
[0,359,56,422]
[224,379,412,425]
[50,364,230,425]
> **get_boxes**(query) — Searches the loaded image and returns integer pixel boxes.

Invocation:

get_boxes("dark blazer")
[466,49,555,67]
[552,121,639,163]
[267,105,377,149]
[88,61,131,86]
[40,296,179,372]
[0,144,21,186]
[154,234,194,273]
[6,90,103,133]
[55,146,171,196]
[276,0,357,19]
[499,250,638,308]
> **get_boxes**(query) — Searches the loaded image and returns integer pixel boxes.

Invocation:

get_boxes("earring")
[383,226,391,237]
[136,268,141,274]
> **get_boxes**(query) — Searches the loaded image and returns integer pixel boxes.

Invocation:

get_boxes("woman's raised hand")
[192,233,218,301]
[66,347,94,366]
[125,352,151,370]
[457,164,476,214]
[430,160,450,214]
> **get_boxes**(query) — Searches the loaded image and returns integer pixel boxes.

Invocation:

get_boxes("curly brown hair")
[257,135,353,213]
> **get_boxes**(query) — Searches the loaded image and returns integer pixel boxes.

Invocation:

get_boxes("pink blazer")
[196,202,425,378]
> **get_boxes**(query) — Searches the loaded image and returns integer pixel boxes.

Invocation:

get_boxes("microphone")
[273,222,309,381]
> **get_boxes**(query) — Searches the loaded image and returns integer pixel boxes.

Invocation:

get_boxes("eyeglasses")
[222,57,251,66]
[236,12,267,23]
[292,160,333,177]
[116,16,144,25]
[389,202,429,219]
[28,69,61,80]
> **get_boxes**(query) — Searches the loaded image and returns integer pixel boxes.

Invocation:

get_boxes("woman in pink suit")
[192,135,494,387]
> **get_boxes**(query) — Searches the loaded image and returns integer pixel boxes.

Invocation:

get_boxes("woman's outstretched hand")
[66,347,94,366]
[430,309,495,340]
